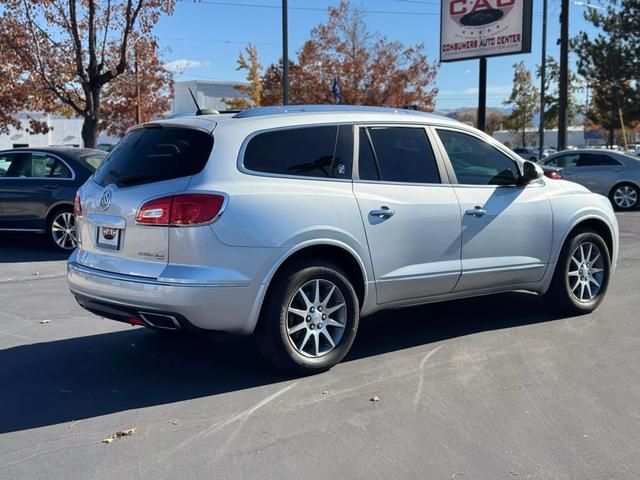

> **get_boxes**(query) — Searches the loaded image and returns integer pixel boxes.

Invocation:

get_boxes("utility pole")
[477,57,487,132]
[558,0,569,150]
[135,44,141,124]
[282,0,289,105]
[538,0,548,158]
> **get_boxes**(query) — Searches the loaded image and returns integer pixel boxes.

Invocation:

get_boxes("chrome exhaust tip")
[138,312,181,330]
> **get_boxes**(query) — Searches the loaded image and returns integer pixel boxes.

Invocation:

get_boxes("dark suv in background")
[0,147,106,250]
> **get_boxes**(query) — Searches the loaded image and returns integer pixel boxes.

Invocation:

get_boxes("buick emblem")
[100,190,112,210]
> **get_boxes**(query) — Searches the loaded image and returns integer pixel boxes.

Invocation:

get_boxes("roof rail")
[232,104,429,119]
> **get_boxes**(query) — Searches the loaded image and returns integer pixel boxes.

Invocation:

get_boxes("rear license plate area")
[96,226,121,250]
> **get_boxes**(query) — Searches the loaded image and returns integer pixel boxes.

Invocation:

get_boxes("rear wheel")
[48,207,78,251]
[609,183,638,210]
[545,230,611,315]
[255,260,359,374]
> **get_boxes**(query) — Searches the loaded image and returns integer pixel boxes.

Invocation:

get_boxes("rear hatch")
[75,124,214,278]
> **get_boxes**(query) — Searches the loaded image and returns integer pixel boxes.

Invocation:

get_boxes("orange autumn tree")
[0,0,175,146]
[262,1,439,110]
[100,37,173,136]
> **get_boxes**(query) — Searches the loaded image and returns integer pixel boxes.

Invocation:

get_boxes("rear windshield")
[93,126,214,187]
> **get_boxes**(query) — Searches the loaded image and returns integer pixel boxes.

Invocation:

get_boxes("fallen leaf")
[39,319,50,324]
[370,395,380,402]
[102,427,136,443]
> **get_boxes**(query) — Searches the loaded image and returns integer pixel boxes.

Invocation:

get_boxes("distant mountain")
[435,106,511,116]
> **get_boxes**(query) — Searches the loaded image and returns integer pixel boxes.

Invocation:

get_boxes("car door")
[563,153,623,195]
[433,128,553,292]
[352,125,462,305]
[0,151,73,230]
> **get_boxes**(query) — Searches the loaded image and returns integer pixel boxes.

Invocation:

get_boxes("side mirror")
[520,160,543,184]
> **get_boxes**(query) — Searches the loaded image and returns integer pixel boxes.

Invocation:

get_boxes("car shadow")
[0,233,70,263]
[0,291,560,434]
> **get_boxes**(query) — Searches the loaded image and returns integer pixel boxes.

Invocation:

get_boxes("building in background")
[492,126,605,149]
[0,80,246,149]
[172,80,246,115]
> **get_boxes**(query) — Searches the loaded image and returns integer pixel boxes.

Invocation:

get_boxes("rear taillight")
[74,193,83,217]
[544,171,563,180]
[136,194,225,226]
[136,196,172,224]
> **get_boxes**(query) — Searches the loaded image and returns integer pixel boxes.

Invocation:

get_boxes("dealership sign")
[440,0,533,62]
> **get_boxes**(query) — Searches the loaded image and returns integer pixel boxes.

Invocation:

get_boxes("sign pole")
[538,0,548,158]
[477,57,487,132]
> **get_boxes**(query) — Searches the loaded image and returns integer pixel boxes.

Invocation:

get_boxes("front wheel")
[545,230,611,315]
[255,260,359,374]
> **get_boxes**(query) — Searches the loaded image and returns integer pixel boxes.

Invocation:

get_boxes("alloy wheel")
[613,185,638,209]
[567,241,605,303]
[51,212,78,250]
[286,279,347,358]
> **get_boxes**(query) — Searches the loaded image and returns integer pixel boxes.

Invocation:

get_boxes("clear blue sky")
[154,0,599,110]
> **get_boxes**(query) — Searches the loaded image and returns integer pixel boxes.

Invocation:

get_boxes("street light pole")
[282,0,289,105]
[538,0,548,158]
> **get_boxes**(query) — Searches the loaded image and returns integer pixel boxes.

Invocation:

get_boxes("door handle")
[44,184,59,190]
[369,206,395,218]
[465,206,487,217]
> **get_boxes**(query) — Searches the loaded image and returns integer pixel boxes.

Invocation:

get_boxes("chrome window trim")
[0,150,76,181]
[237,122,355,183]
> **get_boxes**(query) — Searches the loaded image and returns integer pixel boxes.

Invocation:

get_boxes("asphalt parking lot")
[1,212,639,480]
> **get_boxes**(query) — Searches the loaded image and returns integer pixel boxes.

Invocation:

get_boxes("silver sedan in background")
[539,149,640,210]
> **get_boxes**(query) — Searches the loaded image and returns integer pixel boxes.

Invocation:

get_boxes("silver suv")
[68,106,619,373]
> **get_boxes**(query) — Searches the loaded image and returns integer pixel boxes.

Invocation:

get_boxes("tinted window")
[244,125,352,179]
[94,127,213,187]
[578,153,621,167]
[0,154,15,177]
[359,127,440,183]
[358,130,379,180]
[544,154,579,168]
[78,152,107,171]
[437,129,520,186]
[0,152,71,178]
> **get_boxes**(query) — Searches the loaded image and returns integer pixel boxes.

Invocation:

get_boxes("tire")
[255,259,360,374]
[545,229,611,315]
[47,207,78,251]
[609,183,639,210]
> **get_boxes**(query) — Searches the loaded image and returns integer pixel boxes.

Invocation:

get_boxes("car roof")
[159,105,464,130]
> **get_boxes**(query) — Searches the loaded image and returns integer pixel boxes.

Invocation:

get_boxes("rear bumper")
[67,260,262,334]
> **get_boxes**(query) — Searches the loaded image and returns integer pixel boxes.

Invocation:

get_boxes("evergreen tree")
[536,56,582,129]
[573,0,639,144]
[503,62,539,147]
